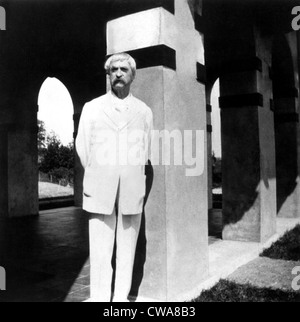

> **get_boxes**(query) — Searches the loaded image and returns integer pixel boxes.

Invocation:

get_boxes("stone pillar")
[205,97,216,235]
[298,31,300,219]
[1,99,39,218]
[7,126,39,217]
[0,126,8,218]
[273,32,300,218]
[107,0,208,301]
[220,33,276,242]
[274,95,299,218]
[206,101,213,211]
[73,107,84,208]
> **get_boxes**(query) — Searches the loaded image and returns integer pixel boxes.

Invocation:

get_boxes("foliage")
[260,224,300,261]
[212,153,222,188]
[38,124,74,185]
[49,167,74,187]
[38,120,47,150]
[191,279,300,302]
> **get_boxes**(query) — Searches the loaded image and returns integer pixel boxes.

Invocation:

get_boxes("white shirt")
[109,91,133,128]
[110,90,132,113]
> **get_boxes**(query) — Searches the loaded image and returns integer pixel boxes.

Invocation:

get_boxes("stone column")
[0,100,39,218]
[274,94,299,218]
[73,107,84,208]
[205,98,216,235]
[272,32,300,218]
[298,31,300,219]
[220,31,277,242]
[2,99,39,218]
[7,126,39,217]
[206,101,213,211]
[0,125,8,218]
[107,0,208,301]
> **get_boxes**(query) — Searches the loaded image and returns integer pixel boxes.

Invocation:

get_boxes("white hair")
[104,53,137,78]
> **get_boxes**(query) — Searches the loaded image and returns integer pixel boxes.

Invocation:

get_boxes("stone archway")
[204,0,277,242]
[37,77,75,206]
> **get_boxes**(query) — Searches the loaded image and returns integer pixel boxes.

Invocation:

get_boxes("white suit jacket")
[76,91,153,215]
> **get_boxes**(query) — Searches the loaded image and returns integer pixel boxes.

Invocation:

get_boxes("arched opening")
[208,78,223,238]
[37,77,75,208]
[272,33,299,217]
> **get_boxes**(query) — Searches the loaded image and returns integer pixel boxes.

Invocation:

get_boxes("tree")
[58,143,75,170]
[39,131,74,174]
[37,120,46,150]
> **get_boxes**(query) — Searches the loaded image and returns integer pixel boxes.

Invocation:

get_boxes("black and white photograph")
[0,0,300,306]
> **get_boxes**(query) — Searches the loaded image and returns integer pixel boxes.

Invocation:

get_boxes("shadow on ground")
[0,208,90,302]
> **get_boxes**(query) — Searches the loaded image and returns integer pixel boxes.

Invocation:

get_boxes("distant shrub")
[38,129,74,187]
[49,167,74,187]
[212,155,222,188]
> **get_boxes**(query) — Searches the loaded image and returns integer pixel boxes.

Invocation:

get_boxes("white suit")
[76,91,153,215]
[76,91,153,302]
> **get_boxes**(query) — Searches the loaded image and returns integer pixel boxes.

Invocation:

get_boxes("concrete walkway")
[0,207,90,302]
[0,207,299,302]
[175,217,300,302]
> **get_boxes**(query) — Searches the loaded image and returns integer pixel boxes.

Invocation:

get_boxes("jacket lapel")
[102,95,120,131]
[119,101,142,132]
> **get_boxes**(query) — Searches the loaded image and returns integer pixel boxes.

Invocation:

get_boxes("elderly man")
[76,53,153,302]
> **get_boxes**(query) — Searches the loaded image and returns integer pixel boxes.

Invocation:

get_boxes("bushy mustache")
[113,79,125,85]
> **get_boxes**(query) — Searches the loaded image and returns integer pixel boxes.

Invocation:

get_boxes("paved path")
[227,257,300,293]
[0,207,90,302]
[1,207,299,302]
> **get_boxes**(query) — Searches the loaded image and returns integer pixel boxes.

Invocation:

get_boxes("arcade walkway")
[0,207,90,302]
[0,207,299,302]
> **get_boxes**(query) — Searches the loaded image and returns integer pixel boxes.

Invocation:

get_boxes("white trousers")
[89,209,142,302]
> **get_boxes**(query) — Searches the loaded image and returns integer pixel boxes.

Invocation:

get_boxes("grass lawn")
[192,225,300,302]
[39,182,74,199]
[192,280,300,302]
[260,224,300,261]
